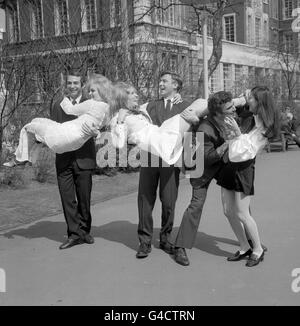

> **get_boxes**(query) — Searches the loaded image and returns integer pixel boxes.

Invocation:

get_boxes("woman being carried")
[109,82,210,165]
[4,75,117,166]
[109,82,248,165]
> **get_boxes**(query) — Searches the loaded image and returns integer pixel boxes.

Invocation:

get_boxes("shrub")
[0,167,30,189]
[32,146,56,183]
[0,142,15,165]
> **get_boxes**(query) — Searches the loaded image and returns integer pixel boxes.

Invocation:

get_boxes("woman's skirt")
[216,158,255,196]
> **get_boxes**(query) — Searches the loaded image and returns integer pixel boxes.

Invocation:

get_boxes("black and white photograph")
[0,0,299,309]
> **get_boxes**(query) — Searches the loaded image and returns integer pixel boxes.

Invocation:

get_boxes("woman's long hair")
[112,82,132,112]
[251,86,280,139]
[86,74,120,119]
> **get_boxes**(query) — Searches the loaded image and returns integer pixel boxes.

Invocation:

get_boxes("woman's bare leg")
[221,187,251,253]
[234,192,263,256]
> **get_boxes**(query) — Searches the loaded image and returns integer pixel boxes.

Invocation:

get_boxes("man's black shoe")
[84,234,95,244]
[136,243,152,259]
[159,242,174,254]
[59,238,84,250]
[174,247,190,266]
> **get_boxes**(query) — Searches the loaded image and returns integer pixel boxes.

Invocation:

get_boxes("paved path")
[0,150,300,306]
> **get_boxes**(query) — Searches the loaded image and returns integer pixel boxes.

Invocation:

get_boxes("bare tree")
[273,40,300,103]
[135,0,242,97]
[0,43,51,152]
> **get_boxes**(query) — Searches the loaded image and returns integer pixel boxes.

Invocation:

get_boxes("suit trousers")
[57,160,93,240]
[137,166,180,245]
[175,185,209,249]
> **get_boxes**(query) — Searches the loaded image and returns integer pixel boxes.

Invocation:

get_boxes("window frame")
[54,0,70,36]
[223,13,236,42]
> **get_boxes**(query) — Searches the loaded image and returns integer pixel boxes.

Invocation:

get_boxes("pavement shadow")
[1,220,155,252]
[91,221,163,252]
[91,221,139,251]
[2,221,66,243]
[2,221,238,258]
[193,231,239,257]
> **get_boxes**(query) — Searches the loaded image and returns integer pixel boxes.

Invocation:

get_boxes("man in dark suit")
[136,71,190,258]
[50,69,96,250]
[173,91,234,266]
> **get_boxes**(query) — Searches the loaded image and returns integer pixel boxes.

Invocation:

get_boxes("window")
[155,0,184,28]
[28,0,43,39]
[110,0,121,28]
[235,65,243,82]
[283,0,293,19]
[248,66,255,79]
[7,3,20,43]
[179,55,187,77]
[170,55,178,73]
[81,0,97,31]
[263,19,269,46]
[34,67,49,102]
[247,14,253,45]
[223,63,233,92]
[54,0,69,36]
[223,14,236,42]
[270,0,278,19]
[284,34,295,53]
[209,65,221,93]
[255,17,261,47]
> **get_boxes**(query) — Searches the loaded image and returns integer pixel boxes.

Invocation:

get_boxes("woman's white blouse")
[229,115,268,162]
[110,106,152,148]
[60,98,109,126]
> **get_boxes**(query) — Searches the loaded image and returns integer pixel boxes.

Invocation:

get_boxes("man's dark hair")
[65,68,84,86]
[208,91,233,116]
[160,71,183,92]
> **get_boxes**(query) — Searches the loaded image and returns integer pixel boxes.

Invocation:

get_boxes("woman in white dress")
[218,86,280,267]
[109,82,210,165]
[4,75,118,166]
[109,82,249,165]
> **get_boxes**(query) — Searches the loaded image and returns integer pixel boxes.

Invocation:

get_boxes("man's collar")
[163,96,175,103]
[67,95,82,104]
[207,114,224,135]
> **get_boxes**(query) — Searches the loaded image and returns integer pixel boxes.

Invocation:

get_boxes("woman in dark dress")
[218,86,280,267]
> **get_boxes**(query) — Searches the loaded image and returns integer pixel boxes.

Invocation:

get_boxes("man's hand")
[181,108,200,125]
[82,121,99,137]
[117,109,130,124]
[173,93,183,105]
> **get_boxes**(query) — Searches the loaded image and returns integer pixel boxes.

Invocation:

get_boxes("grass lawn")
[0,167,140,232]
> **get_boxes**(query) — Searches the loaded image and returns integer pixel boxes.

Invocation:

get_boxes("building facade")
[0,0,299,102]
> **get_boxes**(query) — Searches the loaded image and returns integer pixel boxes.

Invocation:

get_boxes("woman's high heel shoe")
[246,250,265,267]
[227,249,252,261]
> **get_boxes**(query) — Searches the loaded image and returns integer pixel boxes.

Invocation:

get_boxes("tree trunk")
[197,1,225,97]
[0,126,3,154]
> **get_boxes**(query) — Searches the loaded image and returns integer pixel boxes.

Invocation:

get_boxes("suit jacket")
[145,99,190,165]
[146,99,190,127]
[50,96,96,173]
[190,115,225,189]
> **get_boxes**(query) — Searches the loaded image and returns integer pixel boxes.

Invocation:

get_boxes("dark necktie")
[165,99,172,112]
[72,99,77,105]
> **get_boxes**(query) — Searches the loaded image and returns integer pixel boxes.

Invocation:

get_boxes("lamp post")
[202,13,209,100]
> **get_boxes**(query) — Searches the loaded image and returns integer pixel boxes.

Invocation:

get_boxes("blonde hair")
[114,81,140,111]
[86,74,116,117]
[113,82,135,112]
